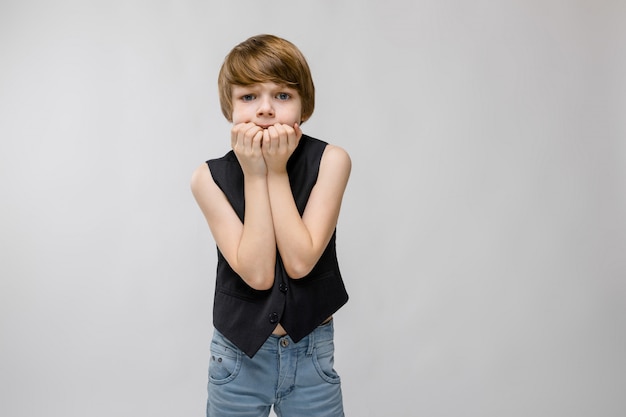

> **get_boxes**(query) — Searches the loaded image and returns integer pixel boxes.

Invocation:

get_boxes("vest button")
[279,283,288,293]
[269,312,279,324]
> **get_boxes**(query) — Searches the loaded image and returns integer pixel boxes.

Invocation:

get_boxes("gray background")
[1,1,625,416]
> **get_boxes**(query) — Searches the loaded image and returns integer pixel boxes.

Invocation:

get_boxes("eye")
[241,94,255,101]
[276,92,291,100]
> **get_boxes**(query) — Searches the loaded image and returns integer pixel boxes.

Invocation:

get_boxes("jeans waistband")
[259,319,335,355]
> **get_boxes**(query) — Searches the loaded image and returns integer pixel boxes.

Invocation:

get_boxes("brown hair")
[218,34,315,123]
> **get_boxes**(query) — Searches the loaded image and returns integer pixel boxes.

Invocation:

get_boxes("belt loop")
[306,326,316,356]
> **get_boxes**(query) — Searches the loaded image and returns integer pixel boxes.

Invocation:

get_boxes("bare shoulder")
[315,144,351,195]
[321,144,352,174]
[190,161,237,230]
[190,162,218,200]
[191,162,208,189]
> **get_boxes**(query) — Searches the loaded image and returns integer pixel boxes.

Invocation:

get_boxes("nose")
[256,96,274,118]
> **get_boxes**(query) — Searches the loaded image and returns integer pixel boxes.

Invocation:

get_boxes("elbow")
[284,260,315,280]
[235,252,276,290]
[247,275,275,291]
[240,269,275,291]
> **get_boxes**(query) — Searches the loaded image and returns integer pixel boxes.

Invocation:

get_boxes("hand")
[231,122,266,177]
[262,123,302,174]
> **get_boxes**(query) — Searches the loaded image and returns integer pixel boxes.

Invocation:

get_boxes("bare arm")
[190,124,276,290]
[263,125,351,278]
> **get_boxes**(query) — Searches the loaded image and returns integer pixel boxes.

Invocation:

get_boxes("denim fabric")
[206,320,344,417]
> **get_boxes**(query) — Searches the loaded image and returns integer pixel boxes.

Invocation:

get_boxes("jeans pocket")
[312,341,341,384]
[209,339,242,385]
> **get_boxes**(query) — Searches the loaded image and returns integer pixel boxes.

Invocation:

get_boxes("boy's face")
[231,82,303,128]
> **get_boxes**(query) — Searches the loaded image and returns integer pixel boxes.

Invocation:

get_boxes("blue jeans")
[206,320,344,417]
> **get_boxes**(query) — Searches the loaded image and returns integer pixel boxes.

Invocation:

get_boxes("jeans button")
[280,338,289,348]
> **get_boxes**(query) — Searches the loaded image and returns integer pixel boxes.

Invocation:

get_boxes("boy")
[191,34,351,417]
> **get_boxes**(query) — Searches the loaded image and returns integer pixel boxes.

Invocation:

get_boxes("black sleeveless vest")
[207,135,349,357]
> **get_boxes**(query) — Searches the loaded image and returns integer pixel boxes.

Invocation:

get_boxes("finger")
[274,123,290,150]
[282,123,298,149]
[262,128,270,151]
[241,125,251,150]
[244,124,261,150]
[267,125,280,151]
[231,123,245,150]
[293,122,302,139]
[252,129,263,149]
[232,123,252,149]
